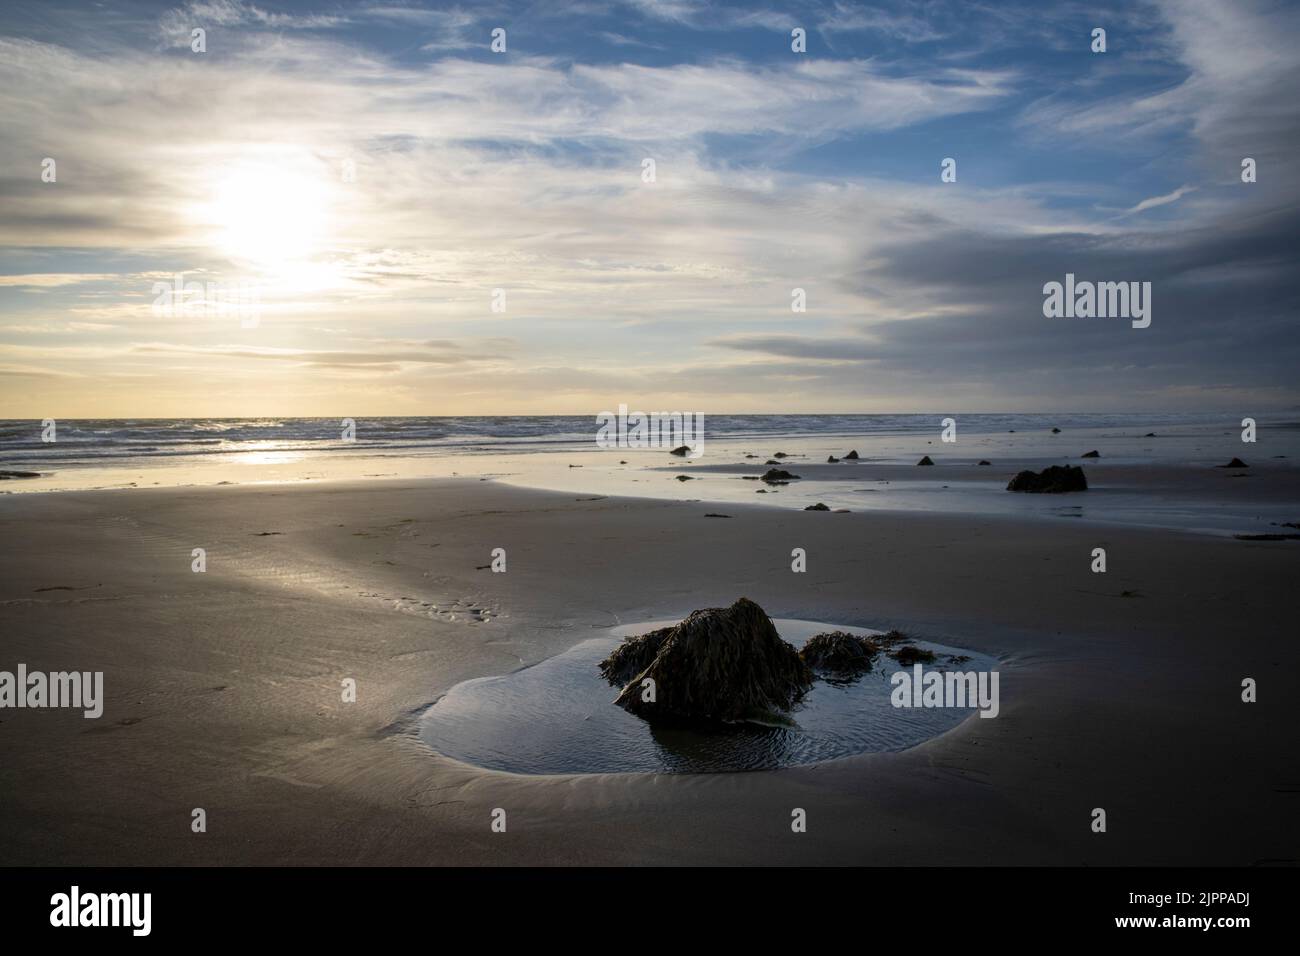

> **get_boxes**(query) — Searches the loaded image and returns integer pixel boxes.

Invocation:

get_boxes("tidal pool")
[419,619,996,774]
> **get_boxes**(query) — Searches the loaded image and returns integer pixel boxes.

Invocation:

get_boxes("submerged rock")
[599,598,813,724]
[800,631,878,677]
[917,455,934,466]
[1007,465,1088,493]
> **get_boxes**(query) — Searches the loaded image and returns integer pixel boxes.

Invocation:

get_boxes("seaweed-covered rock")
[891,645,937,665]
[599,598,813,723]
[599,627,672,685]
[1007,465,1088,493]
[917,455,934,466]
[800,631,878,676]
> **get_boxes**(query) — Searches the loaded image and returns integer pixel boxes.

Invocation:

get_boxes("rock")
[669,445,691,457]
[844,450,860,459]
[1081,450,1100,458]
[1144,433,1157,437]
[0,470,42,479]
[827,455,839,463]
[800,631,878,677]
[1218,458,1248,468]
[774,452,789,458]
[977,460,991,466]
[765,459,780,465]
[674,475,693,481]
[599,598,813,724]
[804,502,830,511]
[1007,465,1088,493]
[761,468,800,483]
[917,455,934,466]
[1051,427,1061,433]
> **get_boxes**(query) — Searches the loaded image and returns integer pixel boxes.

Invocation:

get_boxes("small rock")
[917,455,934,466]
[761,468,800,483]
[1081,450,1100,458]
[804,502,830,511]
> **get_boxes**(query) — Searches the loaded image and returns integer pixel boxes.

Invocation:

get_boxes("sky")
[0,0,1297,417]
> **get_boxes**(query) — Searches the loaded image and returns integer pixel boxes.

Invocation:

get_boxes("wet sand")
[1,476,1297,865]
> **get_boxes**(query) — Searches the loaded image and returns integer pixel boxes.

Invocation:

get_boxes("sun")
[206,161,332,270]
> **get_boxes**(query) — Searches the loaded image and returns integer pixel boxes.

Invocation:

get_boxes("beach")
[2,460,1297,866]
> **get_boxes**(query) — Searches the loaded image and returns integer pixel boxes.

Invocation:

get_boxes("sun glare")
[207,162,331,269]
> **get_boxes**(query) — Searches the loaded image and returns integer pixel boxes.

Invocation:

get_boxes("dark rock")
[669,446,690,457]
[1051,427,1061,433]
[1234,533,1300,541]
[977,460,991,466]
[765,459,780,465]
[804,502,830,511]
[917,455,934,466]
[761,468,800,483]
[1007,465,1088,493]
[599,598,813,724]
[1081,450,1100,458]
[844,450,860,459]
[0,470,42,479]
[1218,458,1248,468]
[674,475,693,481]
[1144,433,1157,437]
[827,455,839,463]
[774,452,789,458]
[800,631,878,677]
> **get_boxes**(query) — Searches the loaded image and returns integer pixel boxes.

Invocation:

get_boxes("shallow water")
[418,620,998,774]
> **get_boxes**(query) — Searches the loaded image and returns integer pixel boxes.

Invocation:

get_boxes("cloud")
[1118,184,1196,217]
